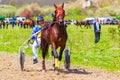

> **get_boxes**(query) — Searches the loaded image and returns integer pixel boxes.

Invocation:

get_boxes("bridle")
[55,9,65,19]
[54,3,65,22]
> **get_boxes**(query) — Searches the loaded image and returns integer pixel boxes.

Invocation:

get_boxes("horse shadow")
[48,67,92,75]
[23,67,92,75]
[23,69,40,72]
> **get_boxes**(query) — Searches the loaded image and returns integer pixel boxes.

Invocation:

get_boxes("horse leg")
[89,25,91,29]
[51,50,55,68]
[41,39,49,71]
[24,24,25,29]
[80,24,82,28]
[88,23,91,29]
[27,24,28,28]
[52,48,58,68]
[30,24,32,28]
[29,24,31,29]
[84,23,86,28]
[86,23,88,29]
[75,24,78,28]
[58,45,65,70]
[51,43,60,72]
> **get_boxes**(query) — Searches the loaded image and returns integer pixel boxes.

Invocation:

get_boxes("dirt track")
[0,52,120,80]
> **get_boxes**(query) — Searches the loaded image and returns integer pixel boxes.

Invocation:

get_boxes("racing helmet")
[37,16,44,21]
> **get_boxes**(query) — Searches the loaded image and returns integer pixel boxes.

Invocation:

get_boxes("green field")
[0,24,120,72]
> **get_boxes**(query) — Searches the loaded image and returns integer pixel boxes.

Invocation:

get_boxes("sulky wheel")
[64,49,70,70]
[20,51,25,71]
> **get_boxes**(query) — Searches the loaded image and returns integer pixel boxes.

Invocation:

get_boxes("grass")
[0,24,120,72]
[0,26,31,53]
[65,15,87,20]
[68,25,120,72]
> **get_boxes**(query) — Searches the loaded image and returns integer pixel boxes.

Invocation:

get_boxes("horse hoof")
[67,68,70,71]
[42,69,46,73]
[55,69,60,75]
[65,68,71,72]
[65,67,70,71]
[53,64,55,68]
[56,71,60,75]
[56,72,59,75]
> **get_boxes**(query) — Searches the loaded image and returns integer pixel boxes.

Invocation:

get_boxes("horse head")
[54,3,65,22]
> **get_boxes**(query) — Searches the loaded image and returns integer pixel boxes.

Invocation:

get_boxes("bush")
[0,5,16,17]
[108,27,117,39]
[29,3,42,16]
[115,7,120,16]
[15,3,42,17]
[15,4,55,17]
[40,6,54,16]
[67,8,81,15]
[95,6,117,16]
[15,5,30,16]
[108,27,116,34]
[86,10,94,16]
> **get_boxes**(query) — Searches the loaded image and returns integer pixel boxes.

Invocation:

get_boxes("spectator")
[6,21,9,29]
[93,18,101,43]
[2,21,5,29]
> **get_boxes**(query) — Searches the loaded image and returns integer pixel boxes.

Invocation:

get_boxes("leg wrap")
[55,58,58,68]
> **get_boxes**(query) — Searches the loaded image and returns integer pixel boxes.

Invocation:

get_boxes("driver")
[31,16,44,64]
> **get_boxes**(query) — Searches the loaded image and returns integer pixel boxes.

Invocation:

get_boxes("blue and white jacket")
[93,21,101,32]
[31,25,41,40]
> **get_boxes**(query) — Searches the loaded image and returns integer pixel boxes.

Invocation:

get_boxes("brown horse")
[22,19,35,28]
[41,3,68,73]
[76,20,91,29]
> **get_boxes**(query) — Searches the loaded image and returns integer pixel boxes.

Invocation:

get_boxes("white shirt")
[96,22,100,30]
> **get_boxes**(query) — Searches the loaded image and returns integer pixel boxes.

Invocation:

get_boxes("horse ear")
[54,4,57,8]
[62,3,64,8]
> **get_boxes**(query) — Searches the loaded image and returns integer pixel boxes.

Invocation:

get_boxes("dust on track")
[0,52,120,80]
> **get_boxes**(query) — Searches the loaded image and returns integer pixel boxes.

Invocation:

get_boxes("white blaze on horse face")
[58,38,61,41]
[53,27,58,38]
[57,15,63,22]
[58,10,63,15]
